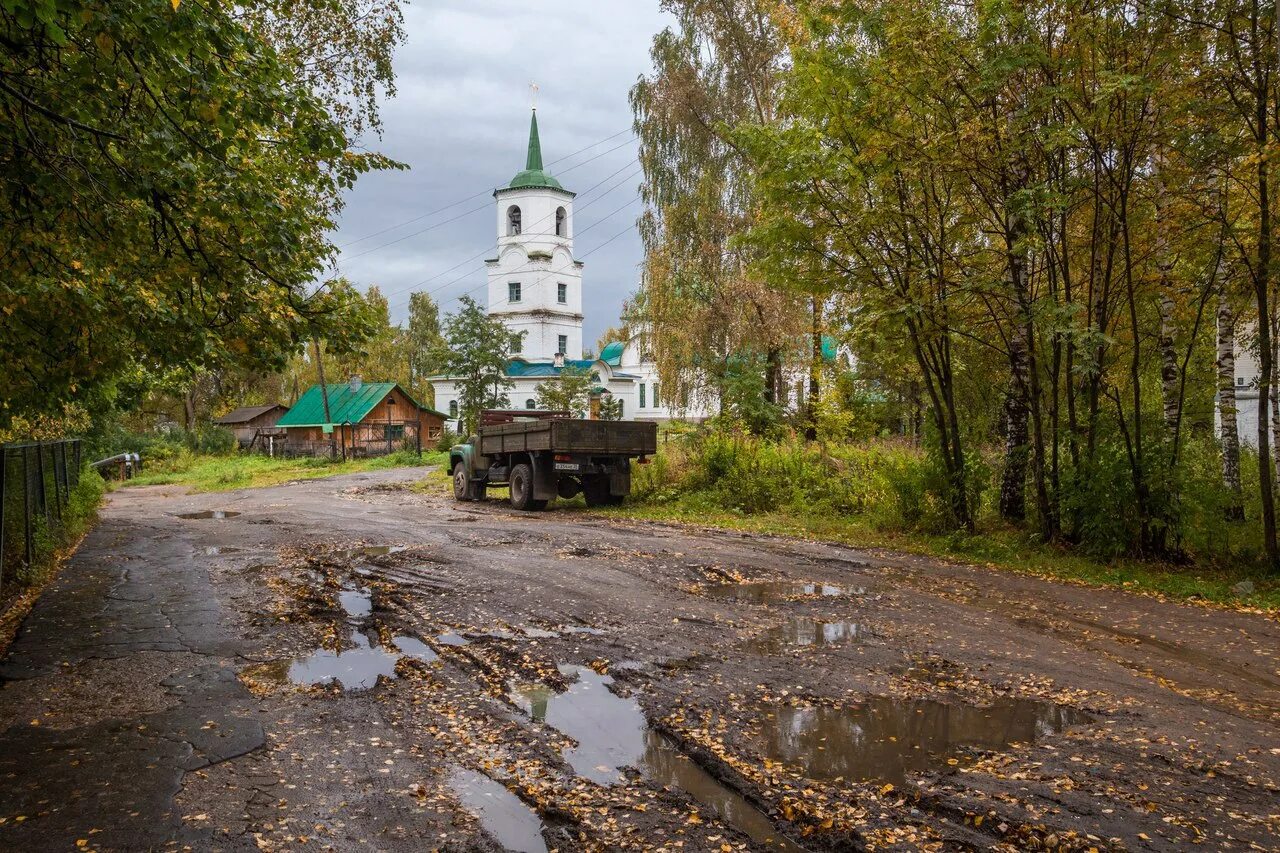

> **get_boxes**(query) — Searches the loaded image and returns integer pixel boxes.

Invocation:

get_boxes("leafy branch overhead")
[0,0,406,429]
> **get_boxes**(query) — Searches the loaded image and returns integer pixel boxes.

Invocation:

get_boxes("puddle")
[203,546,242,556]
[747,618,866,653]
[509,667,804,847]
[761,696,1091,785]
[177,510,240,520]
[338,545,409,560]
[338,587,373,619]
[705,581,849,604]
[643,731,806,852]
[282,632,437,691]
[510,665,646,785]
[559,625,605,636]
[449,767,548,853]
[436,632,470,646]
[391,635,439,662]
[519,626,606,639]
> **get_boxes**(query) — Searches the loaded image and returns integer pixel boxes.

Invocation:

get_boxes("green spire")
[526,109,543,171]
[504,109,565,191]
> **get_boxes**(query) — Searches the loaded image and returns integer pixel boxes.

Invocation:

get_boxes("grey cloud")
[330,0,672,347]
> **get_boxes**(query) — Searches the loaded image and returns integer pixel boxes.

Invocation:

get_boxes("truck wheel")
[582,475,611,508]
[453,462,472,501]
[509,463,546,511]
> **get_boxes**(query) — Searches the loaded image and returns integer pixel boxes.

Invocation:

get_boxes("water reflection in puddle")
[436,632,470,646]
[643,731,806,852]
[761,697,1091,785]
[748,619,866,653]
[510,667,805,849]
[177,510,241,520]
[705,581,849,603]
[511,665,646,785]
[449,767,548,853]
[338,587,373,619]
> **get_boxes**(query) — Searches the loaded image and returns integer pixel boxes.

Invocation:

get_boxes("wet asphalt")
[0,467,1275,852]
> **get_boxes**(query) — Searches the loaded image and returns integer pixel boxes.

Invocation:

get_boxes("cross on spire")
[530,81,539,110]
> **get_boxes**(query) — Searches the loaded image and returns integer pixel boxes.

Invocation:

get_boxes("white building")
[432,110,708,429]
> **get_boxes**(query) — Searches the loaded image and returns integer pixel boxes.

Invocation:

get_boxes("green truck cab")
[450,410,658,511]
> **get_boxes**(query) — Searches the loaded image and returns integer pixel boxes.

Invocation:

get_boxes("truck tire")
[509,463,546,511]
[453,462,472,501]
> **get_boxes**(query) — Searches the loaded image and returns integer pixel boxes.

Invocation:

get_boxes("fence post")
[35,442,50,525]
[56,442,68,505]
[73,440,81,474]
[23,447,33,568]
[1,446,7,594]
[49,445,63,521]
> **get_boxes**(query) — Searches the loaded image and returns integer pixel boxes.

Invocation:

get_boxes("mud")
[0,467,1276,852]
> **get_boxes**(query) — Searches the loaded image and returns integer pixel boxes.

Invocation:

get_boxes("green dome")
[505,110,566,192]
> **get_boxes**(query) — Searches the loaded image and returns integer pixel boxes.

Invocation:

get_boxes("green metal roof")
[504,110,565,191]
[276,382,446,426]
[600,341,625,366]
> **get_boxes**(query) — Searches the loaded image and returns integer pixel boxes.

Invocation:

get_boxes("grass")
[119,449,449,493]
[606,492,1280,614]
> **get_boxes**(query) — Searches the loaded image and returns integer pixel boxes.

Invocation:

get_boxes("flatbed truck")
[449,410,658,511]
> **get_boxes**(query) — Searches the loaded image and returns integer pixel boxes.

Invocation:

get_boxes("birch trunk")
[1154,153,1181,432]
[999,325,1031,521]
[1217,292,1244,520]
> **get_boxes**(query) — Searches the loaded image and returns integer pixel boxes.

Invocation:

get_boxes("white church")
[431,110,704,428]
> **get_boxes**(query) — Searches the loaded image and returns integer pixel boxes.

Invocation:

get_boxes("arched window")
[448,400,458,418]
[555,206,567,237]
[525,399,536,410]
[507,205,522,236]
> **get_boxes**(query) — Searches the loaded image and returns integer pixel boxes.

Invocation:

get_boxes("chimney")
[349,375,362,393]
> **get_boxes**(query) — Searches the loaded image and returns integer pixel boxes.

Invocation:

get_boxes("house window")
[653,383,660,408]
[1237,376,1245,386]
[448,400,458,418]
[507,205,521,236]
[526,399,536,410]
[639,384,646,408]
[384,423,405,440]
[557,334,567,354]
[557,282,567,304]
[555,206,567,237]
[617,399,623,417]
[508,281,521,303]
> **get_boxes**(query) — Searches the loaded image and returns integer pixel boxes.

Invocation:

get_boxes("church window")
[525,399,536,410]
[555,207,567,237]
[653,383,660,408]
[507,205,521,236]
[617,399,623,417]
[448,400,458,419]
[508,281,521,303]
[557,282,567,303]
[557,334,567,355]
[639,384,646,408]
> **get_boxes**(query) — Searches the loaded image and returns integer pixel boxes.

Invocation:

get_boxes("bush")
[2,461,104,589]
[435,429,460,452]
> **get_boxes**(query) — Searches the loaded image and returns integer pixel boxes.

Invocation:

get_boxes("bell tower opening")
[555,206,567,237]
[506,205,522,236]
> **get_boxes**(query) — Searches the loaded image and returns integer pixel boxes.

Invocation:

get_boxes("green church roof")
[276,382,445,427]
[503,110,566,192]
[600,341,625,366]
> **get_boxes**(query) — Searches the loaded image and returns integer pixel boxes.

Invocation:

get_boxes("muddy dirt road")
[0,468,1276,852]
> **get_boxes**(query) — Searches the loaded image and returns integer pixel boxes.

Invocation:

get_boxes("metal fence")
[0,439,83,592]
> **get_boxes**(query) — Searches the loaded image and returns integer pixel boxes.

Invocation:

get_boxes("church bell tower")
[486,109,583,362]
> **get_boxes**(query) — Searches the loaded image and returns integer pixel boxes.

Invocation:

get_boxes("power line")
[377,166,644,308]
[334,128,635,253]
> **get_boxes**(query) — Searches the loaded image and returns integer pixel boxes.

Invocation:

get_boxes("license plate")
[554,462,580,472]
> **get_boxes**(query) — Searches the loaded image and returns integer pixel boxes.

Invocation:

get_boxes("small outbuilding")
[274,380,446,457]
[212,403,290,448]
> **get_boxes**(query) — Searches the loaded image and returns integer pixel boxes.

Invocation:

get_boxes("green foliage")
[0,0,405,430]
[431,296,524,434]
[535,366,593,418]
[598,395,624,421]
[434,429,460,453]
[713,354,783,437]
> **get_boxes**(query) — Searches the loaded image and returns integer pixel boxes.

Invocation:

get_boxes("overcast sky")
[328,0,674,349]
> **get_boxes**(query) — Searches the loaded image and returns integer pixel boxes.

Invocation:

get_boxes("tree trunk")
[1217,292,1245,520]
[999,328,1030,522]
[1158,292,1180,431]
[805,296,822,441]
[183,389,196,431]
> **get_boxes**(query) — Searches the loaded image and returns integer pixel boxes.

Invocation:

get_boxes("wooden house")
[212,403,290,448]
[274,380,446,457]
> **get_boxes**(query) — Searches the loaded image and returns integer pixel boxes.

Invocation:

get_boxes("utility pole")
[313,338,333,457]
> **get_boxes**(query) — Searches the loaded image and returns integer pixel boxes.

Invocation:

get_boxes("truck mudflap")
[532,454,559,501]
[610,460,631,496]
